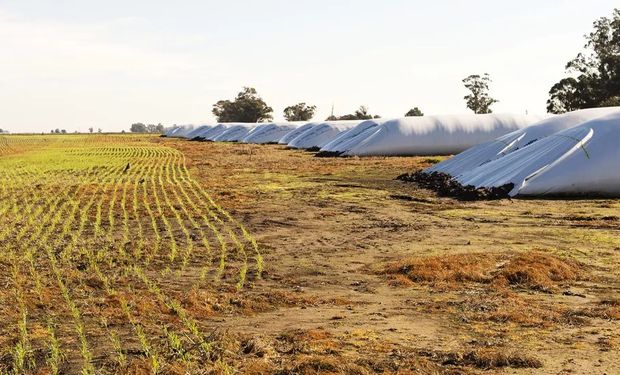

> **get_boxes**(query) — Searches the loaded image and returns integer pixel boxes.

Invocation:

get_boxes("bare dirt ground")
[163,138,620,374]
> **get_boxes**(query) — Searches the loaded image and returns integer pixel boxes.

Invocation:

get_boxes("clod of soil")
[314,150,345,158]
[397,170,514,200]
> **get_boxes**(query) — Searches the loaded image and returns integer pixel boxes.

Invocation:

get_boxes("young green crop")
[0,134,260,373]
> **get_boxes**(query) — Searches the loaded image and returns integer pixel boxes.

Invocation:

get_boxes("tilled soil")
[163,139,620,374]
[397,170,514,200]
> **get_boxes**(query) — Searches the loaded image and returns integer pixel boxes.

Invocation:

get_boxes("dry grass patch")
[463,290,585,327]
[385,252,589,328]
[385,251,583,293]
[384,253,495,287]
[274,329,339,356]
[497,252,582,292]
[579,298,620,320]
[437,348,543,370]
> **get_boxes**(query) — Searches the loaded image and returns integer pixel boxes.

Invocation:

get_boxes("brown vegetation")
[498,252,582,292]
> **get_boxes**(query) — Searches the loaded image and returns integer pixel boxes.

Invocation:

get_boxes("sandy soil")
[156,138,620,374]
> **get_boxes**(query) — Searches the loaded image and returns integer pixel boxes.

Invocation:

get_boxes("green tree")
[155,124,165,133]
[283,102,317,121]
[405,107,424,116]
[130,123,148,133]
[212,87,273,122]
[329,106,378,120]
[463,74,498,114]
[600,96,620,106]
[547,9,620,113]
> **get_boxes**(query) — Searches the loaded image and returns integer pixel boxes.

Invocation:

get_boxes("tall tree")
[283,102,316,121]
[547,8,620,113]
[405,107,424,116]
[212,87,273,122]
[463,74,498,114]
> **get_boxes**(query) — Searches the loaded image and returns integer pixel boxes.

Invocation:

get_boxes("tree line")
[130,123,165,133]
[208,75,498,124]
[210,87,427,123]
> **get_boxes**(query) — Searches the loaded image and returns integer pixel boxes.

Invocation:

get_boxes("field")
[0,134,619,374]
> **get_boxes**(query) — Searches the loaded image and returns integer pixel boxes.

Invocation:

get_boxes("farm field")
[1,134,619,374]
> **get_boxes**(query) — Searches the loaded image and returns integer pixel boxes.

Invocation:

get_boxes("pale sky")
[0,0,617,133]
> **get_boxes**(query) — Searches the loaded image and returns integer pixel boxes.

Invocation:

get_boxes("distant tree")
[328,106,378,120]
[155,124,165,133]
[600,96,620,106]
[547,9,620,113]
[284,102,317,121]
[463,74,498,114]
[88,127,94,133]
[61,129,67,134]
[405,107,424,116]
[354,106,373,120]
[213,87,273,122]
[98,128,102,133]
[130,123,148,133]
[146,124,157,133]
[54,128,60,134]
[336,114,356,120]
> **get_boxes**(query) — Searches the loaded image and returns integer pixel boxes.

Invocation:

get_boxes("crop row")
[0,136,261,374]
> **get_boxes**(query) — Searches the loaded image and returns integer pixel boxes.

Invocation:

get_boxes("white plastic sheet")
[212,124,257,142]
[242,123,301,144]
[428,107,620,176]
[287,121,361,149]
[320,120,383,153]
[278,122,317,144]
[168,126,195,138]
[185,125,213,139]
[343,114,543,156]
[452,110,620,196]
[198,124,236,141]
